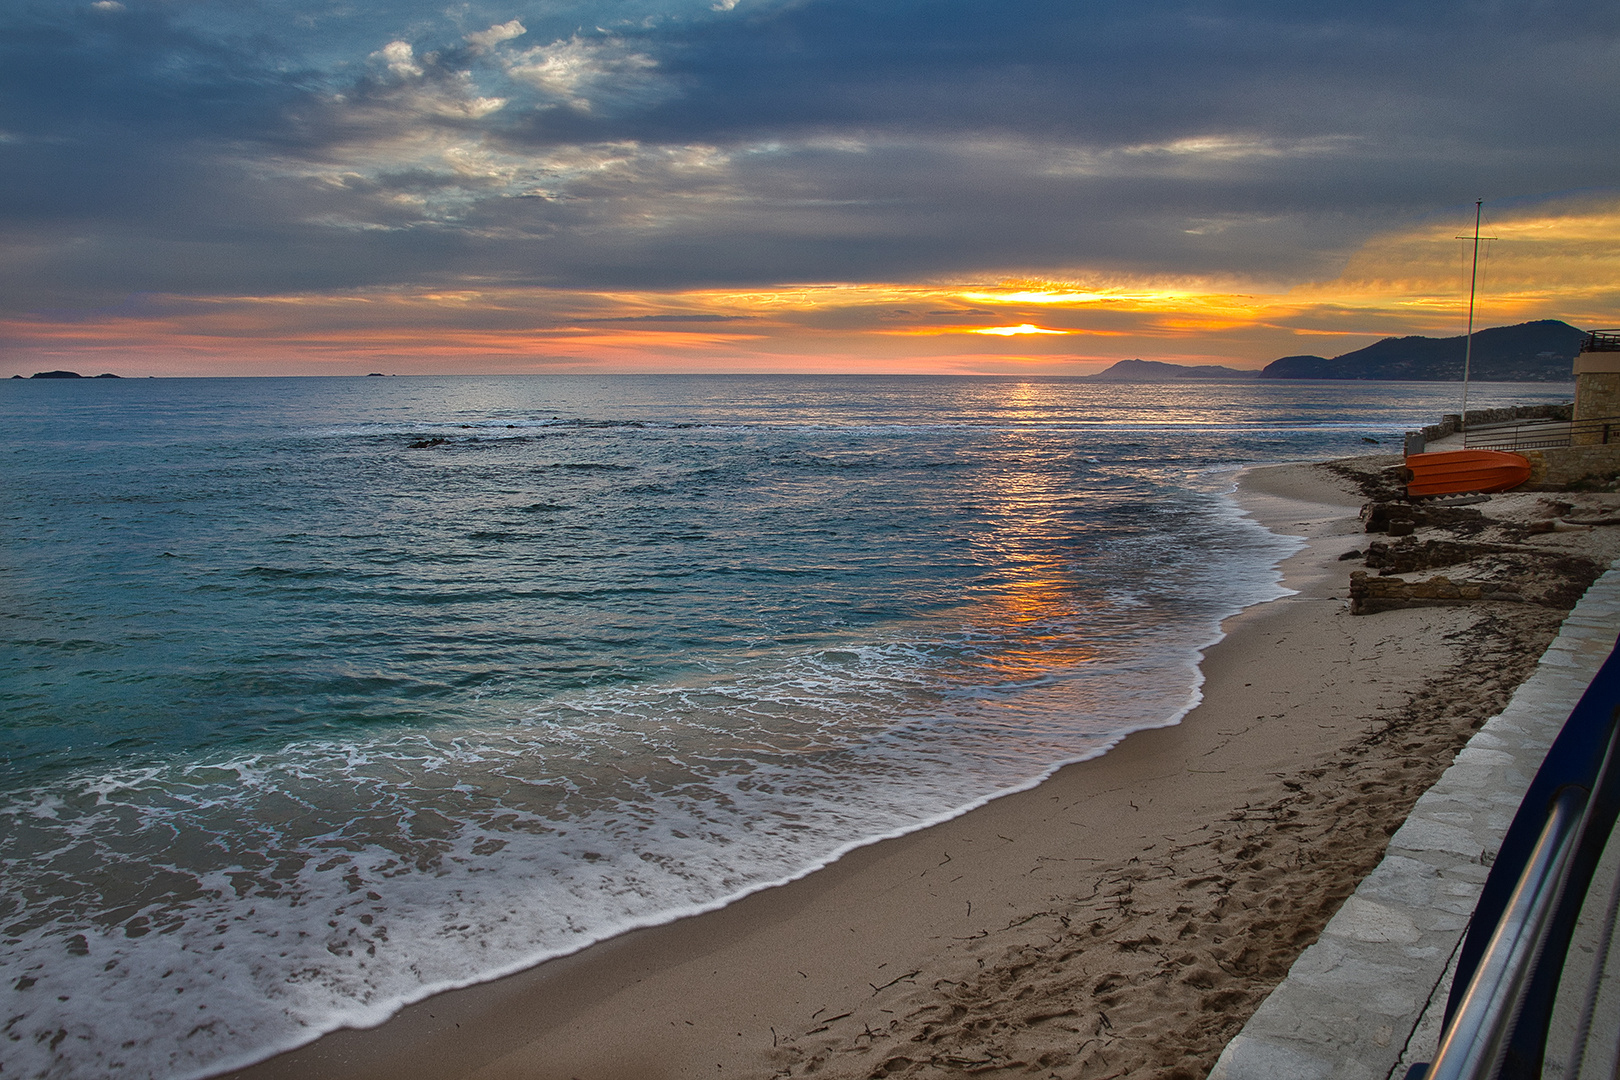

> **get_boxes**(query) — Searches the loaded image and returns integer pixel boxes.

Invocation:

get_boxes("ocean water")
[0,374,1572,1078]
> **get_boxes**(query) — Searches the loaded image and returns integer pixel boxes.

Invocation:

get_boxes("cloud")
[465,19,526,53]
[373,40,424,79]
[502,34,673,111]
[0,0,1617,352]
[581,313,756,322]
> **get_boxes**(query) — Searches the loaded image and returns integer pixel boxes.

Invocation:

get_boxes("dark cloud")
[0,5,307,137]
[2,0,1617,312]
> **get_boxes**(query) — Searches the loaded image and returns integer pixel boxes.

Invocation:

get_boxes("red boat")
[1405,449,1532,497]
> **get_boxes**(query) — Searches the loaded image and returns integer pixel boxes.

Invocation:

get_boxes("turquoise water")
[0,375,1571,1077]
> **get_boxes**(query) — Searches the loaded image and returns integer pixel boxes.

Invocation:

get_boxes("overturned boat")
[1405,448,1532,497]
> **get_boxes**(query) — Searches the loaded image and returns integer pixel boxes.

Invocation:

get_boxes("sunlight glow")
[971,325,1069,336]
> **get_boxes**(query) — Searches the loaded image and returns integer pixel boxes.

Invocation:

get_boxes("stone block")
[1390,817,1485,857]
[1210,1035,1335,1080]
[1323,896,1423,945]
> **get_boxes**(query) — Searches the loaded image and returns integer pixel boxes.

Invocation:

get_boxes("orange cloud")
[4,191,1615,377]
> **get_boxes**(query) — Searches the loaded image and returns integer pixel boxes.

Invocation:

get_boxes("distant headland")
[1084,319,1585,383]
[1258,319,1585,381]
[1080,358,1256,382]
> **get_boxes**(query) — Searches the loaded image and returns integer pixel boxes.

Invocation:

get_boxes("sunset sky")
[3,0,1617,376]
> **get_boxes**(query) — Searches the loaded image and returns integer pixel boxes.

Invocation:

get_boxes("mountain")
[1082,358,1259,382]
[1258,320,1586,381]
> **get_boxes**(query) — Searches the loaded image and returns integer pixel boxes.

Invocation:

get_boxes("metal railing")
[1581,330,1620,353]
[1422,790,1591,1079]
[1464,414,1620,451]
[1407,639,1620,1080]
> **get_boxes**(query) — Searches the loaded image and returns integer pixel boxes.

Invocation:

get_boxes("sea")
[0,374,1573,1078]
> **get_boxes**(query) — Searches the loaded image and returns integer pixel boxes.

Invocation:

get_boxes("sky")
[2,0,1617,376]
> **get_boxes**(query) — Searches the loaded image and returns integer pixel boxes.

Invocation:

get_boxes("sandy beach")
[218,458,1619,1080]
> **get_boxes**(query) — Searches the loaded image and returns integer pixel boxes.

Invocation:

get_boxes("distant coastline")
[1082,318,1584,383]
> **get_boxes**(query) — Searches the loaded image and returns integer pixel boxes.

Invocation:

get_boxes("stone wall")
[1348,571,1522,615]
[1574,352,1620,423]
[1363,538,1518,574]
[1416,402,1572,443]
[1518,445,1620,490]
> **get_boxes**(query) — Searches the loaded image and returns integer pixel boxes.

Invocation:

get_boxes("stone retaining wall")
[1348,571,1522,615]
[1363,539,1520,575]
[1520,445,1620,490]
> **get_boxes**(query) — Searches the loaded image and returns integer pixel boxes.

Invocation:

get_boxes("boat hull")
[1405,449,1532,497]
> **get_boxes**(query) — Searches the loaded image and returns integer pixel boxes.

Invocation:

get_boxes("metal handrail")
[1464,414,1620,451]
[1423,788,1587,1080]
[1580,330,1620,353]
[1408,640,1620,1080]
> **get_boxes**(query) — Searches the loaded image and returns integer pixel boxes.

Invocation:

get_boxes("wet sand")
[217,461,1603,1080]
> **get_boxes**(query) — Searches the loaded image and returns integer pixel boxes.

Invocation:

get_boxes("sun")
[970,324,1070,337]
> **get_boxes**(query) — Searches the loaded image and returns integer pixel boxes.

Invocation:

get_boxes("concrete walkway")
[1210,564,1620,1080]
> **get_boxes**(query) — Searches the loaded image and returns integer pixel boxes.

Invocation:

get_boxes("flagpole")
[1460,199,1483,434]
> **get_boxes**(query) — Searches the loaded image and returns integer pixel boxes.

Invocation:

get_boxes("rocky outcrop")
[1332,459,1612,615]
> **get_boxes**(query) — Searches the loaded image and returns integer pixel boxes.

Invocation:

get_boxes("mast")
[1460,200,1484,433]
